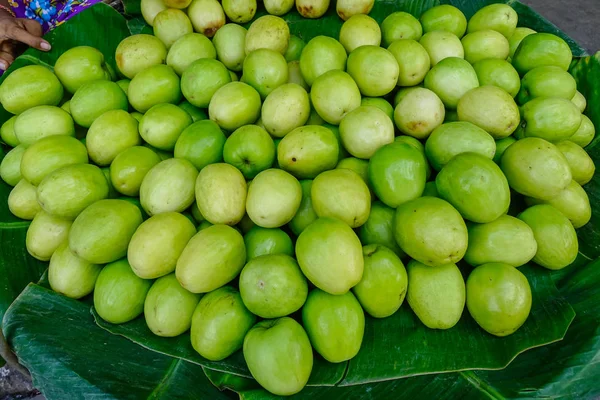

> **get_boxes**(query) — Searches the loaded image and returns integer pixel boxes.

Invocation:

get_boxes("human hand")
[0,13,51,70]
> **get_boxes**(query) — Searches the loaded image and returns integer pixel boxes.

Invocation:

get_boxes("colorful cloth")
[9,0,103,33]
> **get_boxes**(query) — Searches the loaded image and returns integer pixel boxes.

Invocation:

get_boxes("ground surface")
[0,1,599,399]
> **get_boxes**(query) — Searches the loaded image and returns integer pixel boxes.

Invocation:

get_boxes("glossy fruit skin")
[244,226,293,259]
[288,179,317,236]
[493,137,516,164]
[0,65,63,114]
[425,121,496,171]
[8,180,41,220]
[467,3,518,38]
[571,90,587,112]
[461,30,509,64]
[153,9,193,49]
[465,215,537,267]
[311,169,371,228]
[466,263,532,337]
[209,82,262,132]
[525,180,591,229]
[144,274,201,337]
[310,70,361,125]
[555,140,595,186]
[407,260,465,329]
[394,197,468,267]
[359,201,404,257]
[240,254,308,318]
[174,120,226,171]
[457,86,520,139]
[519,97,582,141]
[242,48,289,99]
[191,286,256,360]
[302,289,365,362]
[512,33,573,75]
[70,81,128,128]
[187,0,226,38]
[94,259,152,324]
[167,33,216,75]
[517,66,577,104]
[14,106,75,146]
[0,116,18,147]
[116,34,167,79]
[500,137,571,200]
[339,106,394,159]
[569,114,595,147]
[277,125,339,178]
[212,23,247,71]
[222,0,257,24]
[420,5,467,37]
[381,11,422,47]
[195,163,247,225]
[243,317,313,396]
[54,46,113,93]
[424,57,479,109]
[296,217,364,294]
[339,14,381,53]
[25,210,72,261]
[87,110,142,166]
[128,65,182,113]
[48,241,102,299]
[336,0,373,21]
[436,153,510,223]
[128,212,196,279]
[353,244,407,318]
[299,35,347,86]
[518,204,579,270]
[419,31,464,67]
[245,15,290,55]
[347,46,399,97]
[181,58,231,108]
[508,27,536,59]
[110,146,162,197]
[246,169,302,228]
[473,59,520,98]
[0,145,24,186]
[394,87,445,139]
[388,39,430,87]
[360,98,394,120]
[223,125,274,180]
[261,83,310,138]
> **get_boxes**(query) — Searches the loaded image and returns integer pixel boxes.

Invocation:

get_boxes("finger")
[1,40,15,56]
[0,52,14,70]
[7,22,50,51]
[20,18,43,38]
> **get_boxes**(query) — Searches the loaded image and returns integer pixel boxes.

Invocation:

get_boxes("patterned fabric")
[9,0,103,33]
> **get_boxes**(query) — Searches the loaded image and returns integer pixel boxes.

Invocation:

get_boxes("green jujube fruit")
[0,145,25,186]
[467,263,532,337]
[359,201,404,257]
[387,39,430,87]
[287,60,309,90]
[128,212,197,279]
[407,260,465,329]
[519,97,582,141]
[302,289,365,362]
[336,158,369,188]
[115,34,167,78]
[191,286,256,360]
[208,82,261,131]
[37,164,109,220]
[461,30,509,64]
[512,33,573,75]
[368,141,427,208]
[472,59,521,98]
[360,97,394,120]
[69,199,143,264]
[240,254,308,318]
[508,27,536,59]
[394,197,468,267]
[70,81,128,128]
[311,169,371,228]
[284,35,305,60]
[518,204,578,270]
[310,70,361,125]
[26,210,72,261]
[0,65,63,114]
[571,90,587,112]
[1,116,19,147]
[261,83,310,137]
[288,180,317,235]
[153,9,193,49]
[296,217,363,295]
[176,224,246,293]
[339,106,394,159]
[467,3,518,38]
[246,169,302,228]
[144,274,201,337]
[244,15,290,55]
[278,125,339,178]
[464,215,537,267]
[346,46,399,97]
[393,87,445,139]
[424,57,479,109]
[299,36,347,87]
[174,120,226,171]
[569,114,595,147]
[555,140,595,185]
[493,137,517,164]
[20,136,88,186]
[178,101,208,122]
[339,14,381,54]
[181,58,231,108]
[128,65,182,113]
[353,244,407,318]
[425,121,496,171]
[48,241,102,299]
[87,110,142,166]
[243,318,313,396]
[101,167,118,199]
[139,158,198,216]
[223,125,275,179]
[422,181,439,197]
[167,33,217,75]
[420,5,467,37]
[500,137,571,200]
[139,103,193,151]
[195,163,247,225]
[457,86,520,139]
[212,23,247,71]
[381,11,422,47]
[436,153,510,223]
[517,66,577,104]
[14,106,75,146]
[525,180,591,229]
[8,180,41,220]
[419,31,464,67]
[242,48,288,99]
[110,146,162,197]
[94,259,152,324]
[244,226,293,259]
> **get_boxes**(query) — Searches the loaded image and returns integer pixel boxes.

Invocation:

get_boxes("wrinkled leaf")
[127,16,153,35]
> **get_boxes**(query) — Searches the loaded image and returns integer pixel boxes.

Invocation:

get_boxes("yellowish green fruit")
[187,0,225,37]
[26,210,72,261]
[196,163,247,225]
[48,240,101,299]
[0,65,63,114]
[115,34,167,79]
[8,180,40,220]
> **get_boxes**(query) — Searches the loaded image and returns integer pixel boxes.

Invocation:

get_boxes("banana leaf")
[1,0,600,399]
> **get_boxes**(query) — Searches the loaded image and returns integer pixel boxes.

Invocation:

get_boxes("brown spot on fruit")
[407,121,426,131]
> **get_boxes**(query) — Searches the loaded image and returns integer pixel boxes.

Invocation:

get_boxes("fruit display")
[0,0,599,398]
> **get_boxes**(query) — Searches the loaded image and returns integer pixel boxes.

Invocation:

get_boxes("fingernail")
[40,41,51,50]
[0,61,7,70]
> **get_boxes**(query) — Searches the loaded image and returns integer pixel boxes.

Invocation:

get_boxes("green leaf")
[92,308,348,386]
[122,0,142,16]
[2,284,234,400]
[128,16,154,35]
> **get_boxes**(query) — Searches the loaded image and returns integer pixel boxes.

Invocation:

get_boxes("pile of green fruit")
[0,0,595,396]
